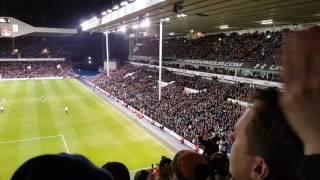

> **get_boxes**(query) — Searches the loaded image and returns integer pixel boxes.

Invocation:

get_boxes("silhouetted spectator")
[12,153,114,180]
[159,156,173,180]
[102,161,130,180]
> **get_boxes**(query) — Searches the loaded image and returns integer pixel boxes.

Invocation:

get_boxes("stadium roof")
[84,0,320,35]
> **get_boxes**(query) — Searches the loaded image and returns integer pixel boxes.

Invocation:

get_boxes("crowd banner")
[227,98,251,107]
[82,79,204,154]
[184,87,200,94]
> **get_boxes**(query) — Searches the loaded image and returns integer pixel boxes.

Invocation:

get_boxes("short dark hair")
[246,88,303,180]
[208,152,229,177]
[12,153,114,180]
[134,170,149,180]
[172,150,209,180]
[159,156,173,179]
[102,161,130,180]
[159,156,172,168]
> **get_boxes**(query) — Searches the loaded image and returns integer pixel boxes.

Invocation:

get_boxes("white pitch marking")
[0,135,60,144]
[76,81,175,155]
[59,134,70,153]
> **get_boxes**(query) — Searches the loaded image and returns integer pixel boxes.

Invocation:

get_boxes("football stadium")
[0,0,320,180]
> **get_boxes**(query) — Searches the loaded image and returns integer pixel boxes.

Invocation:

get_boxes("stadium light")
[169,32,175,36]
[107,9,113,13]
[219,25,229,29]
[261,19,273,25]
[219,37,222,41]
[101,11,107,16]
[120,1,128,6]
[132,24,139,29]
[161,17,170,22]
[190,29,194,33]
[113,5,120,10]
[140,18,150,28]
[177,13,187,18]
[88,60,92,64]
[119,25,127,32]
[88,56,92,60]
[42,48,48,54]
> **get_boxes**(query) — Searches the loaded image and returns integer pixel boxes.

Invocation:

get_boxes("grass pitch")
[0,79,173,179]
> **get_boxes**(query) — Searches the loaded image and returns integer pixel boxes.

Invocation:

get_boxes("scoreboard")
[0,18,17,37]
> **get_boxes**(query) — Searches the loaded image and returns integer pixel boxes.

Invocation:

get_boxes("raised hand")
[281,26,320,155]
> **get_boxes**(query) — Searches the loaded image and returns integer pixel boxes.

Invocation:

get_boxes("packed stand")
[134,30,286,64]
[0,61,73,78]
[0,36,68,58]
[86,64,252,149]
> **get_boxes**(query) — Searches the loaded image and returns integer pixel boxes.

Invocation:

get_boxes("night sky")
[0,0,118,28]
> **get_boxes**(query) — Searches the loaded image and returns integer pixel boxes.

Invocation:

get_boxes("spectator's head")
[12,153,114,180]
[172,150,209,180]
[102,161,130,180]
[134,169,150,180]
[229,88,303,180]
[208,152,230,179]
[159,156,173,180]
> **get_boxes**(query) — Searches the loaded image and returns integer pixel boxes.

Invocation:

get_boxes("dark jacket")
[298,155,320,180]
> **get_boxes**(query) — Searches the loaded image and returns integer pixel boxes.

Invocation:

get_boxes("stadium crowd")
[0,36,67,58]
[134,30,285,64]
[0,61,73,78]
[132,29,285,82]
[3,27,320,180]
[86,64,251,149]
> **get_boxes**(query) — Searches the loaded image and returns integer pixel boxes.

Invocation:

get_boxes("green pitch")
[0,79,173,179]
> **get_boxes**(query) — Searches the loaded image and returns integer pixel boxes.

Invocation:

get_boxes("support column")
[105,32,110,77]
[158,21,163,101]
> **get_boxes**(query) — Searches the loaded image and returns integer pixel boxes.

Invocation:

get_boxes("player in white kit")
[0,106,4,113]
[65,106,68,114]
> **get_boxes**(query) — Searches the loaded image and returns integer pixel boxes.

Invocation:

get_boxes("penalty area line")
[0,135,61,144]
[0,134,70,154]
[59,134,70,153]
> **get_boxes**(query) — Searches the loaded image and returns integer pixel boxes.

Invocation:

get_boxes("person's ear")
[249,156,269,180]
